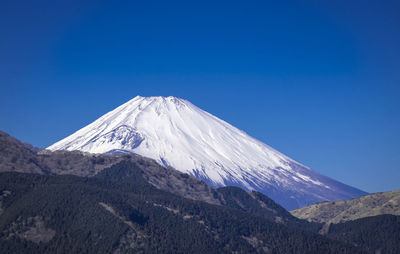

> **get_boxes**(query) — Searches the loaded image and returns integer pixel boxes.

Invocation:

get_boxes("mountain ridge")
[0,130,316,229]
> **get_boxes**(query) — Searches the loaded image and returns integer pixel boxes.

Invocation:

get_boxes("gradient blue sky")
[1,0,399,193]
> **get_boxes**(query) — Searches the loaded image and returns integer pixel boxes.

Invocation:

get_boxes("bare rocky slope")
[291,190,400,224]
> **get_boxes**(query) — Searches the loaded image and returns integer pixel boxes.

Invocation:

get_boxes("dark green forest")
[0,161,364,254]
[327,214,400,254]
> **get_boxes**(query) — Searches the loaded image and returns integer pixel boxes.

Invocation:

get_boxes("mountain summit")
[48,96,366,209]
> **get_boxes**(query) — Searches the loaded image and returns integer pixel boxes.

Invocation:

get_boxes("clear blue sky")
[1,0,399,193]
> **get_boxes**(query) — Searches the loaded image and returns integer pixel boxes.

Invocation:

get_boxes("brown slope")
[291,190,400,224]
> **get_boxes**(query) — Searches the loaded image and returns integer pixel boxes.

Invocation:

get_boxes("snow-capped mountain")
[48,96,367,209]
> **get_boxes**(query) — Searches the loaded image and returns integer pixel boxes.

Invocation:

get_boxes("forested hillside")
[0,162,363,254]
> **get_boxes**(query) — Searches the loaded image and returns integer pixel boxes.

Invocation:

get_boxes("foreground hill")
[290,190,400,224]
[0,163,362,254]
[0,130,222,205]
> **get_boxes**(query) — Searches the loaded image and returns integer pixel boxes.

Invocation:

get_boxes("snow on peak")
[48,95,366,209]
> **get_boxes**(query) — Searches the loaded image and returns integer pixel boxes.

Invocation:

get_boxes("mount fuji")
[48,96,366,209]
